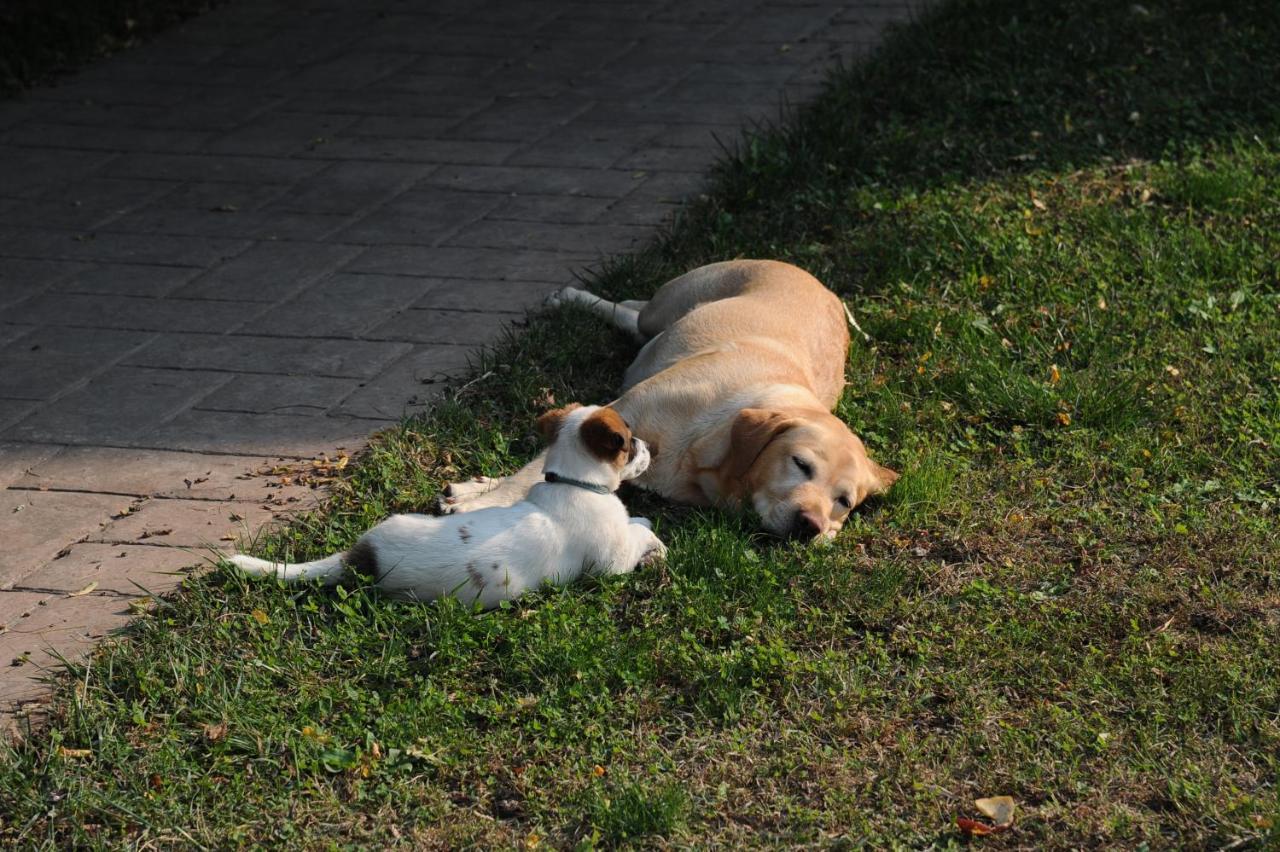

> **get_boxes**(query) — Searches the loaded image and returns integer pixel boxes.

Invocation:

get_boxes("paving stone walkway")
[0,0,917,722]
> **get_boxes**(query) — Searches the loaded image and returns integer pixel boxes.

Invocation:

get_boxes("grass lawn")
[3,0,1279,847]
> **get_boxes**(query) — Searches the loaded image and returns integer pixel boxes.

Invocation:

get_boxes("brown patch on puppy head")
[580,407,632,467]
[536,403,582,443]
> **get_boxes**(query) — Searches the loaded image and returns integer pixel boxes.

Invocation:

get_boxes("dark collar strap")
[543,471,613,495]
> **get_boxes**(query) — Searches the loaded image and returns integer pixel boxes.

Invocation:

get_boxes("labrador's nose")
[790,511,823,540]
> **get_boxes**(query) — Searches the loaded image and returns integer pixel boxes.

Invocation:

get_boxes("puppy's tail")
[228,552,347,585]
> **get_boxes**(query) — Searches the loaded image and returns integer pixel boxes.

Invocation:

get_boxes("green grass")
[3,0,1280,847]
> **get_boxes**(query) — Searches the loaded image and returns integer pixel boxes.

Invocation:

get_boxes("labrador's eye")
[837,494,852,510]
[792,456,813,478]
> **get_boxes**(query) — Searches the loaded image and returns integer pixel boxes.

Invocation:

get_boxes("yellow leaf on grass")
[57,746,92,759]
[250,609,269,625]
[975,795,1017,826]
[1049,364,1061,385]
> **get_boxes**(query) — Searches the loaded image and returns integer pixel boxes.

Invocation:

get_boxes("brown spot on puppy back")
[580,407,630,466]
[458,524,471,543]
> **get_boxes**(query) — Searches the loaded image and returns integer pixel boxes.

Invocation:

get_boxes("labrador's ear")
[724,409,799,482]
[870,461,900,494]
[536,403,582,443]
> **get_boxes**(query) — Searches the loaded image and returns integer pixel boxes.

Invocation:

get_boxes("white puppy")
[229,404,666,607]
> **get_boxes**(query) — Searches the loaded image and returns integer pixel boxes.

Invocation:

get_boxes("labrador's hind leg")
[546,286,645,341]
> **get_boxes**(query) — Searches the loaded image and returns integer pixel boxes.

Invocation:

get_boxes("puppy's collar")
[543,471,613,495]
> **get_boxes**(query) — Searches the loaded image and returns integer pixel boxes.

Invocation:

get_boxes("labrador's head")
[723,408,898,540]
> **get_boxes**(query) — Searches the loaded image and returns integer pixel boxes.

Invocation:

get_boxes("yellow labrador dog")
[443,260,898,540]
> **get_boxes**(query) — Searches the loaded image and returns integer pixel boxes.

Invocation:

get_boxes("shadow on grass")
[691,0,1280,258]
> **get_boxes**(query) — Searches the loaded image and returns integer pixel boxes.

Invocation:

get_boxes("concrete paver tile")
[487,194,616,225]
[0,228,249,268]
[196,374,362,415]
[299,136,519,166]
[347,245,593,283]
[14,542,204,596]
[0,443,64,491]
[0,177,175,231]
[172,242,360,303]
[53,263,203,298]
[0,491,126,588]
[127,333,412,379]
[4,122,215,155]
[0,146,115,199]
[0,592,138,676]
[446,220,651,254]
[0,591,55,636]
[421,164,642,198]
[0,258,91,310]
[411,279,555,314]
[2,367,232,446]
[19,446,322,502]
[140,410,392,456]
[108,208,351,241]
[87,497,285,550]
[204,111,359,157]
[103,152,328,185]
[333,345,475,421]
[6,292,261,334]
[0,325,35,348]
[333,190,503,246]
[0,400,38,433]
[265,161,437,215]
[238,273,435,339]
[365,308,523,347]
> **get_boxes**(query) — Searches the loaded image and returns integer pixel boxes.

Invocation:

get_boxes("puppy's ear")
[581,407,629,461]
[536,403,582,443]
[870,461,900,494]
[725,408,798,482]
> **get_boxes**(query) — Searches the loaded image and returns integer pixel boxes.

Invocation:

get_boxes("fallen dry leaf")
[250,609,269,625]
[956,817,1010,837]
[139,528,172,539]
[976,795,1016,826]
[57,746,92,759]
[68,582,98,597]
[203,721,228,742]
